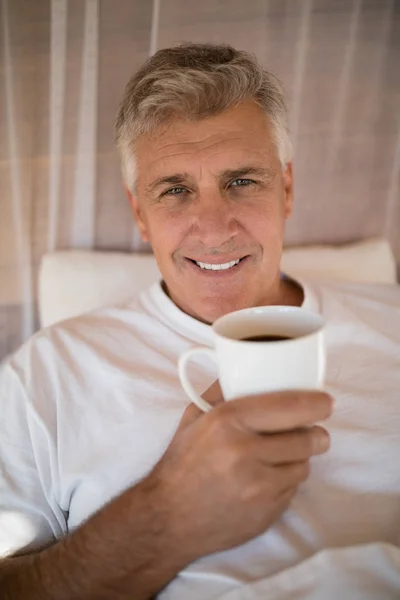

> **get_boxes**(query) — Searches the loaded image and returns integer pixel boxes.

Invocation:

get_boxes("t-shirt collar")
[142,274,319,346]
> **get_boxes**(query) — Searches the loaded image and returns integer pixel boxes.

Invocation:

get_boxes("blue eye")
[164,187,186,196]
[230,178,255,187]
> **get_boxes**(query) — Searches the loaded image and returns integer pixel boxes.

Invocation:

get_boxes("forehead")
[135,101,278,186]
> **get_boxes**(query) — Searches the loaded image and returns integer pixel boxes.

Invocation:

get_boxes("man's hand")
[0,387,332,600]
[151,388,333,563]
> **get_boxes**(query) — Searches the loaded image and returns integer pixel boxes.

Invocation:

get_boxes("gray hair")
[115,43,292,192]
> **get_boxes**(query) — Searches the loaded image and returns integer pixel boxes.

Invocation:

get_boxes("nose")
[191,192,239,248]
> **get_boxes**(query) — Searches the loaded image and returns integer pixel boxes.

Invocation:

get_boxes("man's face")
[127,101,293,323]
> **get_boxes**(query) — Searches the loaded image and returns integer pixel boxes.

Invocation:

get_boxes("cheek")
[238,198,285,243]
[146,212,189,258]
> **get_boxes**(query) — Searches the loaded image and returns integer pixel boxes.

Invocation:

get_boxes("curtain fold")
[0,0,399,360]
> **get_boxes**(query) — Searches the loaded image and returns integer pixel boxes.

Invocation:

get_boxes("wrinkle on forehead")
[135,102,279,190]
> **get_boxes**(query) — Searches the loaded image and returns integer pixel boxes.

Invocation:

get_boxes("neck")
[161,274,304,326]
[276,274,304,307]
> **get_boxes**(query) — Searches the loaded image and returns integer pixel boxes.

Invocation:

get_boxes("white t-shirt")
[1,279,400,599]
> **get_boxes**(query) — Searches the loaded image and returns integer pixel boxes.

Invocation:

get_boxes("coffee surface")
[241,334,292,342]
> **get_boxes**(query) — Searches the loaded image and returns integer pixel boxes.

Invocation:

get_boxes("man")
[0,43,399,600]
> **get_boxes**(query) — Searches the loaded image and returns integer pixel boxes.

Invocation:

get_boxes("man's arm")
[0,389,332,600]
[0,474,187,600]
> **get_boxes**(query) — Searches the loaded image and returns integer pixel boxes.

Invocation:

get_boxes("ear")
[282,162,294,219]
[125,186,149,243]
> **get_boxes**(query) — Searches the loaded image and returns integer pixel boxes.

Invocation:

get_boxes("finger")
[251,426,330,465]
[274,460,311,492]
[276,486,297,510]
[176,403,203,434]
[224,390,333,433]
[202,379,224,408]
[176,380,224,434]
[262,486,296,524]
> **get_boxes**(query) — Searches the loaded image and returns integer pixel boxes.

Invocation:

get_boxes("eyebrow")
[146,174,190,194]
[219,166,275,183]
[146,165,275,194]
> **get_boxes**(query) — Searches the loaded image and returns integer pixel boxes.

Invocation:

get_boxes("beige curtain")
[1,0,399,360]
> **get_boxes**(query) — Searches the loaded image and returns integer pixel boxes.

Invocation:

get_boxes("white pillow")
[38,238,397,328]
[281,238,397,284]
[39,252,161,328]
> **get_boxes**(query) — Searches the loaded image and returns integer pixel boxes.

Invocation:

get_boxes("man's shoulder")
[312,279,400,306]
[308,279,400,342]
[0,283,176,427]
[7,290,154,378]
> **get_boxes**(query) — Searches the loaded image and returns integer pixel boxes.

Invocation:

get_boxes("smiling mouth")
[187,257,246,271]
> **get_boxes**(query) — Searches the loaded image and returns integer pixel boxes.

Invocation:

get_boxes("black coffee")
[241,335,292,342]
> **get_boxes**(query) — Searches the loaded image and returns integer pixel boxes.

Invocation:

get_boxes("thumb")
[202,379,224,408]
[176,402,204,433]
[176,380,225,433]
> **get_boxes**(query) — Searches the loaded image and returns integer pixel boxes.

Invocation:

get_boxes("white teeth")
[195,259,240,271]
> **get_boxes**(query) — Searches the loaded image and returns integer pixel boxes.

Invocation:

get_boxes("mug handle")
[178,347,218,413]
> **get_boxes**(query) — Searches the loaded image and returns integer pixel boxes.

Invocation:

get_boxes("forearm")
[0,475,187,600]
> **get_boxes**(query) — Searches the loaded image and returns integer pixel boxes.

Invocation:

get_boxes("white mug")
[178,305,325,412]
